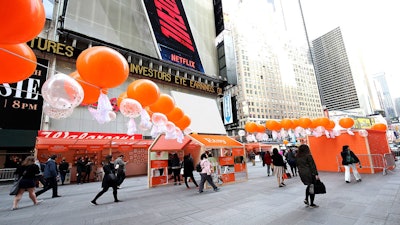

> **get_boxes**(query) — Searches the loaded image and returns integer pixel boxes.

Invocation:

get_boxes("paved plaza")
[0,161,399,225]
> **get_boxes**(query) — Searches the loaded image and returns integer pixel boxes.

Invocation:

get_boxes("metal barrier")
[0,168,17,181]
[336,154,394,175]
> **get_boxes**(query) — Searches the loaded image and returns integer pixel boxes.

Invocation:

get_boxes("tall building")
[372,73,397,119]
[220,0,323,134]
[311,27,375,116]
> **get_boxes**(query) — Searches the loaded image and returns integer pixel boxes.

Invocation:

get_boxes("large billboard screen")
[144,0,204,72]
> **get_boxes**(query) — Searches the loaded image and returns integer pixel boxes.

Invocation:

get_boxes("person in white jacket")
[198,153,219,193]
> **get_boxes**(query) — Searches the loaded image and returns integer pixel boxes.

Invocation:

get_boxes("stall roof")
[150,134,192,151]
[189,134,243,148]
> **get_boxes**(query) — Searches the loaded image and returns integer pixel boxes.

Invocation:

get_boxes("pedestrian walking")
[264,151,272,176]
[271,148,286,187]
[91,155,119,205]
[341,145,362,183]
[182,154,198,189]
[114,155,126,187]
[198,153,219,193]
[35,155,61,198]
[12,156,43,210]
[34,159,46,188]
[296,144,320,208]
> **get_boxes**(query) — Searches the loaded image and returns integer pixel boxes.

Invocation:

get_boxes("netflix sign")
[144,0,204,73]
[0,58,48,130]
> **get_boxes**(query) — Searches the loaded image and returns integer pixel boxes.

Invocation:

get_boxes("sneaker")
[345,181,350,183]
[281,183,286,186]
[114,200,121,203]
[214,188,220,192]
[90,200,97,205]
[52,195,61,198]
[356,179,362,182]
[198,190,203,193]
[279,184,284,188]
[309,204,319,208]
[304,199,309,206]
[11,207,18,211]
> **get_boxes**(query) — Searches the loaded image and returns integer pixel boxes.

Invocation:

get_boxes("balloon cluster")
[117,79,191,142]
[244,116,388,143]
[0,0,45,83]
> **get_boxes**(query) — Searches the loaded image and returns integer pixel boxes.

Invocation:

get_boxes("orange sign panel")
[219,156,234,165]
[221,173,235,183]
[152,176,167,186]
[234,164,246,172]
[232,148,244,156]
[151,160,168,168]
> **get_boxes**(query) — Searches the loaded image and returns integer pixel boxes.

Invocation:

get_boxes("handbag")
[107,173,117,182]
[9,177,22,195]
[314,179,326,194]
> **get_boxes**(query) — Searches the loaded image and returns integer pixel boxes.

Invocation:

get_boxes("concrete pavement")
[0,161,399,225]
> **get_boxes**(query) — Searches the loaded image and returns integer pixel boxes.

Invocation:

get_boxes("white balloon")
[238,130,246,137]
[43,101,74,119]
[41,73,84,110]
[120,98,142,118]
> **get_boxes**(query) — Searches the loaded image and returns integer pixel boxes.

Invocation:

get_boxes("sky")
[300,0,400,98]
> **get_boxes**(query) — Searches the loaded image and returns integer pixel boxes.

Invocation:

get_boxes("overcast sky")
[300,0,400,98]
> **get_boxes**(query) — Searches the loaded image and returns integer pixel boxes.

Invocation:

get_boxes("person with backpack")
[198,153,219,193]
[341,145,362,183]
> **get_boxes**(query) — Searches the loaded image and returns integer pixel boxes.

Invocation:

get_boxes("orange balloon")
[175,115,191,130]
[339,117,354,129]
[256,124,266,133]
[117,92,128,108]
[280,118,293,130]
[298,117,312,129]
[0,43,37,83]
[70,71,107,105]
[309,119,318,129]
[266,120,281,131]
[127,79,160,107]
[326,120,336,130]
[149,94,175,115]
[371,123,387,131]
[283,140,289,145]
[316,117,330,128]
[167,107,184,123]
[291,119,299,129]
[76,46,129,88]
[0,0,45,44]
[245,122,258,133]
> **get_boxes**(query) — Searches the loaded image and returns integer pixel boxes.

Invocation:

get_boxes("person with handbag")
[198,153,219,193]
[12,156,43,210]
[341,145,362,183]
[296,144,320,208]
[91,155,119,205]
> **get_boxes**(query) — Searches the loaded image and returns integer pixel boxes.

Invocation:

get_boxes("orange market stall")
[35,131,153,184]
[307,129,393,174]
[148,133,246,188]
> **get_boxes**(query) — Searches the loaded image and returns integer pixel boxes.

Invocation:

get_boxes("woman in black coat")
[296,144,319,208]
[171,153,181,185]
[271,148,286,187]
[91,155,119,205]
[182,154,198,188]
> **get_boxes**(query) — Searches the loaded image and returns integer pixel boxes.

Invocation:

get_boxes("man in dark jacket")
[35,155,61,198]
[341,145,362,183]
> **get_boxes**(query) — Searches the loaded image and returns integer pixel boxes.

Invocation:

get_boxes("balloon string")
[0,47,104,92]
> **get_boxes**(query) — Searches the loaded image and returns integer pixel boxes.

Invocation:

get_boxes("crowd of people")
[8,144,361,210]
